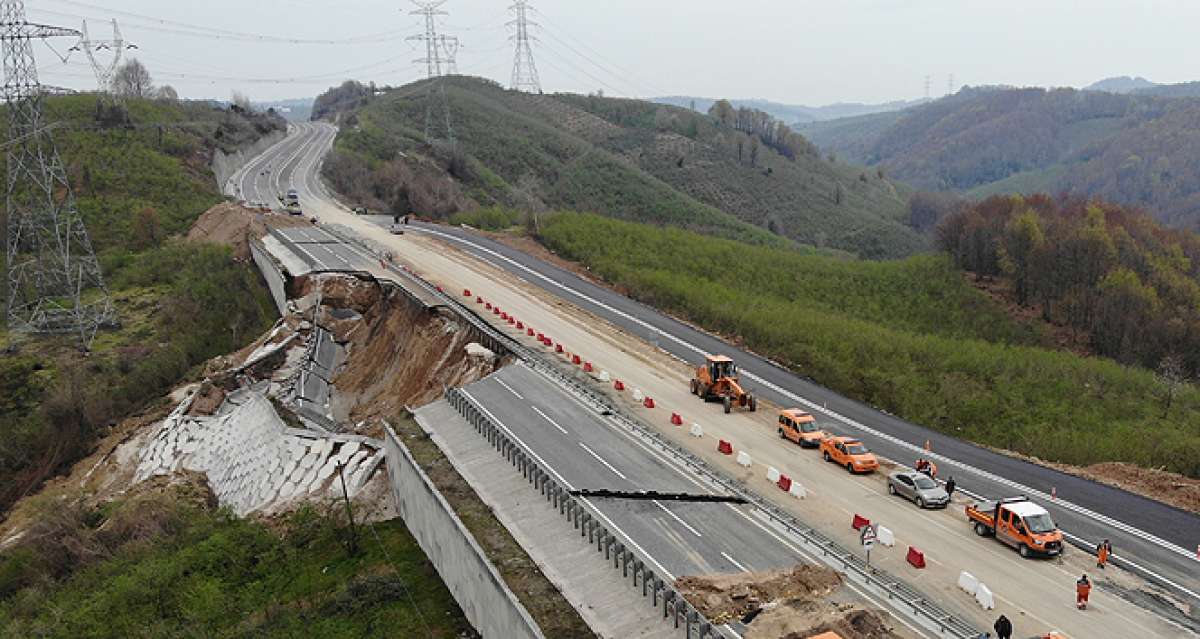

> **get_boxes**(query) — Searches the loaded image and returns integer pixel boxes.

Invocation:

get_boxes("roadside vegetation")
[535,212,1200,477]
[0,486,469,638]
[0,93,285,515]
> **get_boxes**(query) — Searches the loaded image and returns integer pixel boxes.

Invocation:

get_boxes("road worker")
[1096,539,1111,569]
[1076,574,1091,610]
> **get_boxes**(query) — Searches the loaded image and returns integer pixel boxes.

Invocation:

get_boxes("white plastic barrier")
[789,482,806,499]
[632,389,644,402]
[876,525,895,547]
[736,451,752,467]
[598,370,611,382]
[975,582,995,610]
[957,571,979,596]
[688,423,703,438]
[766,466,781,482]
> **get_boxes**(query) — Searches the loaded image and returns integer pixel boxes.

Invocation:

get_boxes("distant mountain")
[653,95,928,124]
[1084,76,1158,94]
[1134,81,1200,98]
[799,86,1200,230]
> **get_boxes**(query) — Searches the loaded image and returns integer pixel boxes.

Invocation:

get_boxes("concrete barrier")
[957,571,979,595]
[249,240,288,317]
[876,525,895,547]
[383,425,544,639]
[689,423,703,438]
[598,370,611,382]
[975,582,995,610]
[736,451,751,467]
[215,128,286,194]
[632,389,644,402]
[766,466,781,482]
[788,483,806,499]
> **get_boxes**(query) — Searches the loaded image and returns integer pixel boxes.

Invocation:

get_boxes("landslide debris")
[676,565,904,639]
[186,201,310,260]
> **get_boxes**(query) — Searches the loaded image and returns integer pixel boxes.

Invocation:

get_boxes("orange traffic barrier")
[670,412,683,425]
[462,289,471,297]
[852,514,871,530]
[583,362,594,373]
[643,396,656,408]
[906,546,926,569]
[614,380,625,391]
[777,475,792,492]
[717,440,733,455]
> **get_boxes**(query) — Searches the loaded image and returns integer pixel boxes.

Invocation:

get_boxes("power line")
[508,1,539,93]
[529,7,661,97]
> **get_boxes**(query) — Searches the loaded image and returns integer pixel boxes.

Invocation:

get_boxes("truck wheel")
[723,396,732,414]
[690,379,699,395]
[778,428,785,439]
[1019,544,1031,558]
[823,451,831,462]
[974,522,988,537]
[748,395,757,412]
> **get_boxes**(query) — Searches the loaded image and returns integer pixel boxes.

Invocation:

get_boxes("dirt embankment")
[676,565,903,639]
[186,201,311,260]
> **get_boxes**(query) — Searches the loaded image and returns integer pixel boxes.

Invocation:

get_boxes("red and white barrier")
[717,440,733,455]
[613,379,624,391]
[631,388,644,402]
[670,412,683,425]
[876,525,895,547]
[975,583,994,610]
[777,474,792,492]
[788,482,806,499]
[736,451,751,467]
[767,466,781,482]
[643,396,656,408]
[688,423,703,438]
[851,514,871,530]
[906,546,926,569]
[957,571,978,595]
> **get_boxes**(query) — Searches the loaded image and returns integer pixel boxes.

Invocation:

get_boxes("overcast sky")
[25,0,1200,105]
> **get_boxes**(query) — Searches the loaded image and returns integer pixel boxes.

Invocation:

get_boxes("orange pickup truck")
[820,436,879,474]
[777,408,826,447]
[966,496,1064,558]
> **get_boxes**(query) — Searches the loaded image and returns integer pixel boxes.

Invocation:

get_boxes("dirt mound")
[676,564,842,624]
[186,202,309,260]
[782,608,900,639]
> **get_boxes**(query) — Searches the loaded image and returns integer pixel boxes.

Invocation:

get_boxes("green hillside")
[0,95,284,515]
[320,77,926,258]
[801,86,1200,230]
[536,212,1200,477]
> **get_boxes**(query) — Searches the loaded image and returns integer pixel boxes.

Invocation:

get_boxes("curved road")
[244,122,1200,621]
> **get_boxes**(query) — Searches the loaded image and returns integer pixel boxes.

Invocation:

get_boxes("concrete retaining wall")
[213,129,286,194]
[250,239,289,316]
[383,425,544,639]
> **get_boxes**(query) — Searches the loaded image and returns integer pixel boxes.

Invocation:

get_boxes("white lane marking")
[410,224,1197,564]
[720,551,749,572]
[495,377,524,400]
[461,389,676,581]
[578,442,627,480]
[654,501,703,537]
[530,405,567,434]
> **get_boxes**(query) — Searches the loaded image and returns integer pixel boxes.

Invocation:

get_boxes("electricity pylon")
[71,19,136,96]
[2,0,115,349]
[508,1,540,93]
[406,1,453,143]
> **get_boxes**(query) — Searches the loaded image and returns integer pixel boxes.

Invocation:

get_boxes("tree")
[112,59,154,98]
[155,85,178,102]
[708,99,734,126]
[131,207,163,251]
[1155,354,1189,417]
[999,209,1045,304]
[231,91,253,113]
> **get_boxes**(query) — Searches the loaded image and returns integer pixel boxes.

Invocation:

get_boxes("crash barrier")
[382,424,545,639]
[974,583,995,610]
[852,514,871,530]
[446,388,723,639]
[670,412,683,426]
[788,482,806,499]
[614,380,625,391]
[643,397,656,409]
[906,546,926,569]
[599,370,611,383]
[583,362,594,373]
[736,451,752,467]
[777,475,792,492]
[876,525,895,547]
[688,423,703,438]
[343,239,982,639]
[956,571,978,596]
[632,389,644,402]
[717,440,733,455]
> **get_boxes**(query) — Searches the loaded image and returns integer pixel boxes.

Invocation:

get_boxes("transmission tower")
[2,0,114,348]
[923,75,931,100]
[406,1,453,143]
[71,19,136,96]
[947,73,955,97]
[438,34,459,75]
[508,0,540,93]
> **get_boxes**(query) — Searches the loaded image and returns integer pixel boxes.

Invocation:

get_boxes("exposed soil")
[962,271,1092,356]
[779,607,900,639]
[993,451,1200,515]
[186,201,311,260]
[676,565,842,624]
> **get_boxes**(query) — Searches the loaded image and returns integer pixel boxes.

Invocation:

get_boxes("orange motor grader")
[690,354,757,413]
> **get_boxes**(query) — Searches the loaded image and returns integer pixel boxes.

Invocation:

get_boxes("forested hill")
[317,76,926,259]
[801,86,1200,230]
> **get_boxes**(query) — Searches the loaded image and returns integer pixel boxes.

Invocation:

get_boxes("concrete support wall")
[250,239,289,316]
[212,129,286,193]
[383,426,544,639]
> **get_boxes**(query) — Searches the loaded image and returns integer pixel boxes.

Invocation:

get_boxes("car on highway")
[887,470,949,508]
[967,496,1064,558]
[820,436,879,474]
[777,408,826,447]
[389,223,405,235]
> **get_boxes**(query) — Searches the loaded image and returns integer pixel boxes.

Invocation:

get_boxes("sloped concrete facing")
[413,399,678,639]
[134,389,383,516]
[249,239,290,316]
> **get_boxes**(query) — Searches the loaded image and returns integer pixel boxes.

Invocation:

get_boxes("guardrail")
[446,387,723,639]
[329,226,983,639]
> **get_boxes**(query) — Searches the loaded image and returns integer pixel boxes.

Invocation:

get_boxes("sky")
[24,0,1200,106]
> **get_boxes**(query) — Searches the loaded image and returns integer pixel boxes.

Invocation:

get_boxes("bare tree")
[1155,354,1189,417]
[155,85,178,102]
[230,91,253,112]
[112,59,154,98]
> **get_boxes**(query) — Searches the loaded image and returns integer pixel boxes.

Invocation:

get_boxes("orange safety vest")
[1098,544,1109,563]
[1077,580,1091,598]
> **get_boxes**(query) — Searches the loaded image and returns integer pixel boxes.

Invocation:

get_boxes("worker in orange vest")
[1096,539,1111,569]
[1076,574,1091,610]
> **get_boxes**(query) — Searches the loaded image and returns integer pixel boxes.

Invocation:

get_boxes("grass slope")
[537,212,1200,477]
[327,77,925,258]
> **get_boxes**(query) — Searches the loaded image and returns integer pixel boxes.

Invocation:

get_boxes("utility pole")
[947,73,955,97]
[508,0,541,93]
[406,1,453,143]
[71,19,136,98]
[923,75,931,100]
[2,0,114,349]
